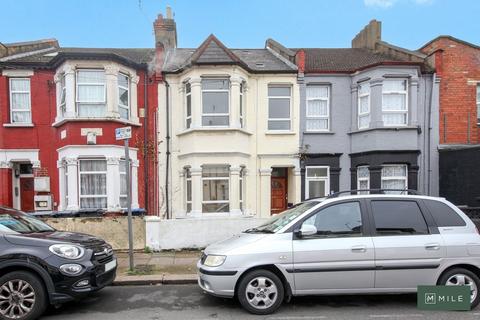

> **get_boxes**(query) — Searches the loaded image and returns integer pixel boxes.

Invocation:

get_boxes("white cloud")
[364,0,397,8]
[364,0,434,8]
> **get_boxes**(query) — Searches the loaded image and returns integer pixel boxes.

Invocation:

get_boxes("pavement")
[114,250,201,285]
[41,284,480,320]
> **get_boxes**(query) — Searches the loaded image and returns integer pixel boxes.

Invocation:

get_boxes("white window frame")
[239,82,245,128]
[119,159,128,209]
[357,82,370,129]
[185,82,192,129]
[357,166,370,194]
[75,69,107,117]
[185,167,192,213]
[306,85,330,132]
[201,166,230,212]
[305,166,330,199]
[9,78,32,124]
[268,85,292,131]
[201,78,230,127]
[476,84,480,124]
[381,164,408,192]
[382,79,408,126]
[59,73,66,116]
[239,167,245,212]
[78,158,107,209]
[118,73,130,120]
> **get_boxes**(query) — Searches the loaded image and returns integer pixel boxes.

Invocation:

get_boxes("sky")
[0,0,478,50]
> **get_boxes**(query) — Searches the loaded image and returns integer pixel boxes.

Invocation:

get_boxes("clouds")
[364,0,434,8]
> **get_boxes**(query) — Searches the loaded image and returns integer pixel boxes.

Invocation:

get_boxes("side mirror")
[296,224,317,238]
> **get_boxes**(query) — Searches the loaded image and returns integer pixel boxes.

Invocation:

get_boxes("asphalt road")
[41,285,480,320]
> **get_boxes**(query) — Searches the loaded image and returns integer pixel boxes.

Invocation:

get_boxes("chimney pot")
[166,6,172,19]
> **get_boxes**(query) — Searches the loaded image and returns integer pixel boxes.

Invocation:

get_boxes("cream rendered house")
[150,18,300,249]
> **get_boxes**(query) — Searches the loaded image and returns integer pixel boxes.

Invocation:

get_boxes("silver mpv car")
[197,192,480,314]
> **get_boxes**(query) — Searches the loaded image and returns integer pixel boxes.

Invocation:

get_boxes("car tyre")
[0,271,47,320]
[237,269,284,315]
[438,268,480,309]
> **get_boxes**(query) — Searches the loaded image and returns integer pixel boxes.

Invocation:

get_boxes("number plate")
[105,259,117,272]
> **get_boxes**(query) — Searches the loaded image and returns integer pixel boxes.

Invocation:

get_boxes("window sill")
[303,131,334,135]
[3,123,34,128]
[265,131,296,135]
[348,126,419,135]
[177,127,253,136]
[52,117,141,127]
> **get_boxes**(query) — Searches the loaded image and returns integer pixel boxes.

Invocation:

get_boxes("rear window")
[424,200,466,227]
[371,200,429,235]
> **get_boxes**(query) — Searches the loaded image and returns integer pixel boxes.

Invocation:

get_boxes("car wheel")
[237,269,284,315]
[0,271,47,320]
[438,268,480,309]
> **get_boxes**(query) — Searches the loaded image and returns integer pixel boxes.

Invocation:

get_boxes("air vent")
[255,62,265,68]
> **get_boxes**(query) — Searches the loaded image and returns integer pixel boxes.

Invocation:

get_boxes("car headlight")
[49,244,85,260]
[203,255,226,267]
[59,264,83,276]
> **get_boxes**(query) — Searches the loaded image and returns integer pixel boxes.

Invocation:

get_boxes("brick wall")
[421,37,480,144]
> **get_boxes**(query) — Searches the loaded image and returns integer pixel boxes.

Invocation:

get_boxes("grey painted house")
[269,20,440,199]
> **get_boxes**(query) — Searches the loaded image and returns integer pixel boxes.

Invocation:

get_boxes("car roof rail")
[323,189,422,199]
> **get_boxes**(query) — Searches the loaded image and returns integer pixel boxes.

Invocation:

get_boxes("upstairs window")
[76,70,106,117]
[59,74,66,116]
[477,84,480,124]
[202,78,230,126]
[382,79,408,126]
[185,82,192,128]
[9,78,31,123]
[268,85,291,131]
[381,164,408,193]
[358,82,370,129]
[118,73,130,120]
[306,85,329,131]
[239,82,245,128]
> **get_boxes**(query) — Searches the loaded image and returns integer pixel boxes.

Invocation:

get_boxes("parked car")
[0,206,116,320]
[197,191,480,314]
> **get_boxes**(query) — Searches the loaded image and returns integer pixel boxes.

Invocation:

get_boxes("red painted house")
[420,36,480,207]
[0,39,159,214]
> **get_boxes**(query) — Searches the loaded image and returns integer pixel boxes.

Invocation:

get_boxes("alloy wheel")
[245,276,279,310]
[445,273,478,303]
[0,279,36,319]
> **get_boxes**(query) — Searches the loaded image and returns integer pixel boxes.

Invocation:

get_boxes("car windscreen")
[244,201,320,234]
[0,211,55,234]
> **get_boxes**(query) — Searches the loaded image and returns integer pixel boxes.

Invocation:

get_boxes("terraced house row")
[0,9,479,249]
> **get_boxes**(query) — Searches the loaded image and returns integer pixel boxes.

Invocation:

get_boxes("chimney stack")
[153,6,177,49]
[352,20,381,50]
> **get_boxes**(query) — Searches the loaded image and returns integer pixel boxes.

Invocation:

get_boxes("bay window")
[306,85,329,131]
[202,78,230,126]
[59,74,66,116]
[9,78,31,123]
[239,167,245,212]
[381,164,408,193]
[268,85,291,131]
[382,79,408,126]
[202,166,229,213]
[79,159,107,209]
[240,82,245,128]
[185,167,192,213]
[305,166,329,199]
[76,70,106,117]
[358,82,370,129]
[357,166,370,193]
[119,160,128,208]
[118,73,130,120]
[185,82,192,128]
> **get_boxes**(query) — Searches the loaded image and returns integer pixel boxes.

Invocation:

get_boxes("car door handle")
[425,243,440,250]
[351,245,367,253]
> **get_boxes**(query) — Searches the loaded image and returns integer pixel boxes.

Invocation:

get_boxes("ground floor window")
[357,166,370,193]
[239,167,245,212]
[381,164,408,193]
[79,159,107,209]
[202,165,230,213]
[185,168,192,213]
[119,159,128,208]
[305,166,329,199]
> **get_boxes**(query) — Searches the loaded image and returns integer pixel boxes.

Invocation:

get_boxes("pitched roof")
[162,34,297,74]
[419,35,480,51]
[295,48,428,73]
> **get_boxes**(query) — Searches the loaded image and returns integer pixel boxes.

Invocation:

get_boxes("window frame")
[78,158,108,209]
[59,73,66,116]
[357,166,370,194]
[268,84,292,131]
[201,165,230,213]
[357,82,370,130]
[239,167,245,213]
[118,72,130,120]
[381,79,408,127]
[185,167,192,213]
[381,164,408,193]
[201,78,230,127]
[9,77,32,124]
[305,85,330,132]
[185,82,192,129]
[119,159,129,209]
[75,69,107,117]
[239,82,245,128]
[305,166,330,199]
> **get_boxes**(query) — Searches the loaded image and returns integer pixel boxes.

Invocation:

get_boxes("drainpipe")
[143,68,149,213]
[427,73,436,195]
[165,80,171,219]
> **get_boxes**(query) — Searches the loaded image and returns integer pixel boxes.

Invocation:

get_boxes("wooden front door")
[20,177,34,212]
[271,177,287,214]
